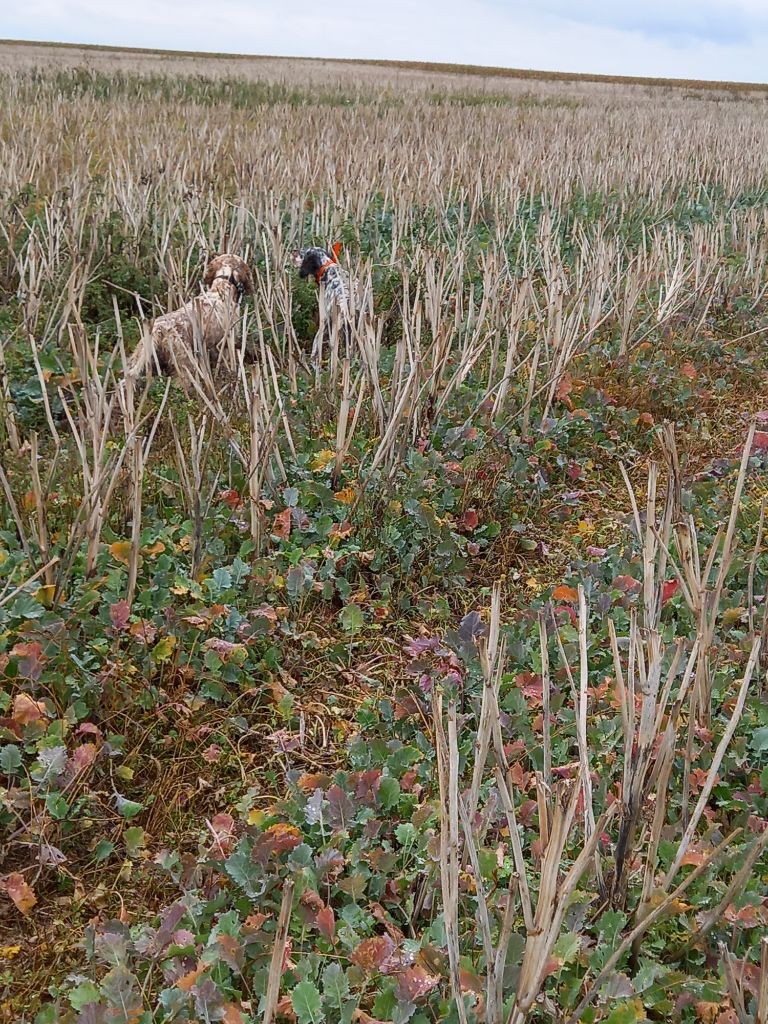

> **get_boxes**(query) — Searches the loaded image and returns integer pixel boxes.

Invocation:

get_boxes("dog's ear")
[297,249,322,280]
[203,254,222,289]
[240,264,255,297]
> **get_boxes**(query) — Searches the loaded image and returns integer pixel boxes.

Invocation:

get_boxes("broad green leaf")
[378,776,400,810]
[212,567,232,592]
[9,591,45,620]
[340,604,364,633]
[115,795,144,819]
[94,840,115,863]
[605,1000,644,1023]
[553,931,581,965]
[291,980,324,1024]
[124,827,146,857]
[0,743,22,773]
[45,792,69,819]
[322,962,350,1009]
[68,980,100,1010]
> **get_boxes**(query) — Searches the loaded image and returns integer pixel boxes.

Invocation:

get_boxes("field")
[1,38,768,1024]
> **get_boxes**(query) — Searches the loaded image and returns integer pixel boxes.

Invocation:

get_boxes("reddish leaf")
[272,508,292,540]
[541,956,563,979]
[680,846,708,867]
[77,722,102,738]
[553,604,577,627]
[458,967,483,993]
[244,912,269,931]
[752,431,768,452]
[353,1012,388,1024]
[351,934,396,973]
[299,889,324,921]
[109,600,131,631]
[316,904,336,941]
[11,692,47,725]
[516,671,543,706]
[681,362,698,380]
[69,743,98,778]
[255,823,303,860]
[129,619,157,644]
[395,965,440,1003]
[459,508,479,532]
[252,604,278,623]
[1,873,37,915]
[327,784,354,828]
[355,768,382,805]
[555,372,573,401]
[217,933,244,972]
[209,813,236,853]
[203,638,246,662]
[329,519,353,539]
[296,773,332,792]
[613,574,641,593]
[662,579,680,604]
[219,489,244,510]
[176,961,206,991]
[11,642,46,681]
[724,904,764,928]
[222,1005,245,1024]
[315,848,346,881]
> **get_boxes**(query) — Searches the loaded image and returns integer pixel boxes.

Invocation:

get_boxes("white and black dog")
[293,243,351,361]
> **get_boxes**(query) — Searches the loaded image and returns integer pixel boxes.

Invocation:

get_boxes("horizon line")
[2,37,768,91]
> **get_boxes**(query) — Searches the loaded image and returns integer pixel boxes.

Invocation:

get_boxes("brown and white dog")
[126,253,254,386]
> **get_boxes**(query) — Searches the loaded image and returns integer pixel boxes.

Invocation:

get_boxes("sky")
[2,0,768,83]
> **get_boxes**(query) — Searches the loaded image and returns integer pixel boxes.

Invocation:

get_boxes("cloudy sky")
[3,0,768,83]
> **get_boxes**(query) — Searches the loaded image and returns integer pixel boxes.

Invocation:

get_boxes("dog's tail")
[123,332,158,385]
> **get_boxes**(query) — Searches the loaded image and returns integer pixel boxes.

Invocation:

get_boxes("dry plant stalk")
[434,581,615,1024]
[660,422,756,727]
[171,414,219,579]
[57,324,121,577]
[262,879,295,1024]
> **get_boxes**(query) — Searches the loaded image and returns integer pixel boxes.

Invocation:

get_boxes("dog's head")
[292,246,333,281]
[203,253,254,298]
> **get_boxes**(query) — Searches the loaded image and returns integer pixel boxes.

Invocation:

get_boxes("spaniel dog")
[125,253,254,386]
[292,243,351,359]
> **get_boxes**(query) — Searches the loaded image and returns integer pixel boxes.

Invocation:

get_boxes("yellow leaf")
[142,541,165,557]
[109,541,132,565]
[335,487,356,505]
[35,585,56,608]
[247,808,267,826]
[722,607,744,628]
[552,585,579,603]
[311,448,336,472]
[152,636,177,662]
[0,947,21,960]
